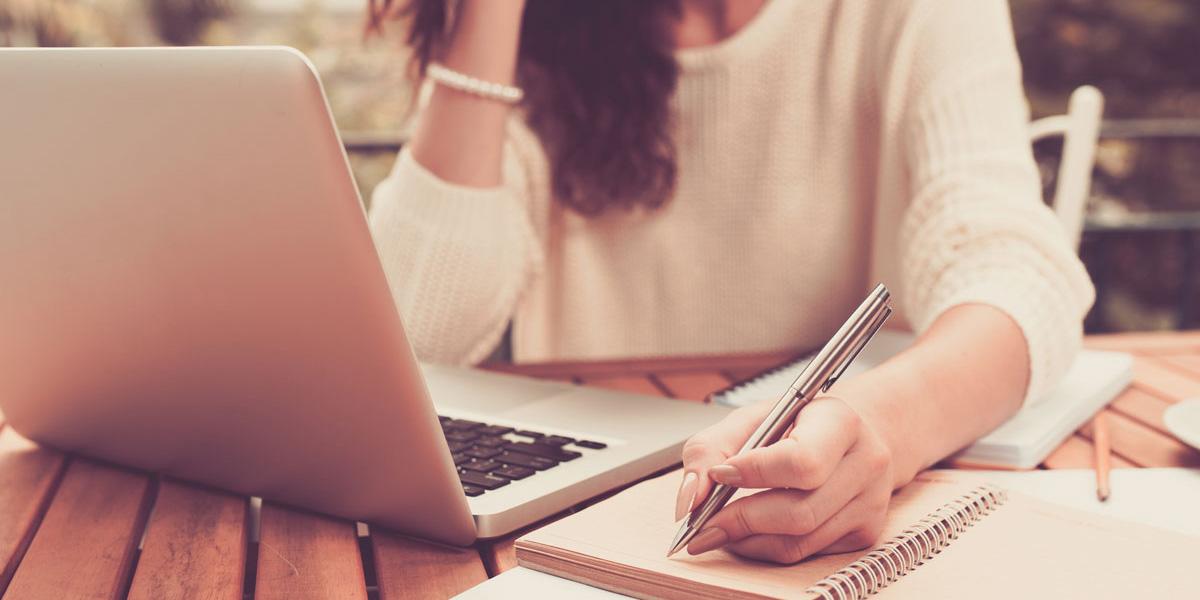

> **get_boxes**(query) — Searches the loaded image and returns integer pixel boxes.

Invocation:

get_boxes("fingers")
[674,471,700,522]
[692,451,866,547]
[724,493,889,564]
[677,400,776,518]
[714,397,858,490]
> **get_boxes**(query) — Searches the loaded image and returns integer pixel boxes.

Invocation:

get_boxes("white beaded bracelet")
[427,62,524,104]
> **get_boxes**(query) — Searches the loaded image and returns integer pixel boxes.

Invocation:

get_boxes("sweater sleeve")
[897,0,1096,405]
[367,119,546,365]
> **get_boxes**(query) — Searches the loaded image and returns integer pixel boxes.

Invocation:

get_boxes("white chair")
[1029,85,1106,249]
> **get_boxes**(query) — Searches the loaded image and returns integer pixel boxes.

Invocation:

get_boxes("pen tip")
[667,523,689,558]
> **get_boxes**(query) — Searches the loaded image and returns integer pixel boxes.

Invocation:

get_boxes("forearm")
[408,0,526,186]
[843,304,1029,488]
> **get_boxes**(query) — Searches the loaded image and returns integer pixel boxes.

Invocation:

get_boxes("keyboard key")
[463,485,485,497]
[460,470,510,490]
[541,435,574,447]
[438,415,452,423]
[445,430,480,443]
[498,451,557,471]
[492,465,535,480]
[465,447,502,460]
[462,459,501,473]
[447,440,471,453]
[504,442,582,462]
[513,430,545,439]
[451,452,470,466]
[574,440,607,450]
[444,419,487,431]
[475,436,508,448]
[477,425,514,437]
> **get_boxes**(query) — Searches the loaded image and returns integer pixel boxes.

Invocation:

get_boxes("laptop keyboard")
[439,416,608,497]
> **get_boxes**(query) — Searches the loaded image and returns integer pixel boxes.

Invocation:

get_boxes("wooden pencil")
[1092,412,1111,501]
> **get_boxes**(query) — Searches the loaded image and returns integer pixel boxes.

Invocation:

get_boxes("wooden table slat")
[1157,354,1200,383]
[1085,331,1200,354]
[652,371,733,402]
[127,480,247,600]
[1108,387,1175,436]
[1078,409,1200,468]
[1041,433,1139,470]
[0,428,67,594]
[255,504,367,600]
[4,459,152,600]
[483,536,519,576]
[371,532,488,599]
[484,351,797,379]
[1132,357,1200,402]
[1041,435,1099,469]
[577,375,665,396]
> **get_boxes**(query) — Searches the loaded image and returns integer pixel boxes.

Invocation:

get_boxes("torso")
[513,0,888,361]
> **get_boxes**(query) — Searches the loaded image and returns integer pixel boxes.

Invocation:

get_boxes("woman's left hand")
[676,395,896,563]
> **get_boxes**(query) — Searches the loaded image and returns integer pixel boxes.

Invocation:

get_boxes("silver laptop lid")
[0,47,475,544]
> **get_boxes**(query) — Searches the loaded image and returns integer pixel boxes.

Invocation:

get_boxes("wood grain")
[127,480,247,600]
[1078,410,1200,468]
[483,536,520,575]
[4,459,153,600]
[256,504,367,600]
[1157,354,1200,382]
[0,429,66,593]
[1132,357,1200,401]
[652,371,732,401]
[1041,435,1101,469]
[1085,331,1200,354]
[578,375,665,396]
[1041,433,1138,470]
[1109,387,1174,435]
[371,531,487,599]
[484,351,797,380]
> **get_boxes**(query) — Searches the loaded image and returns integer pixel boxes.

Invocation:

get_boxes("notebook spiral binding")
[805,485,1008,600]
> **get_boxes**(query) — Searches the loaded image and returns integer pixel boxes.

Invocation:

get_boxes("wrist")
[839,366,933,490]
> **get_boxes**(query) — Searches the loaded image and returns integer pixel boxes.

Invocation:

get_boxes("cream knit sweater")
[368,0,1095,402]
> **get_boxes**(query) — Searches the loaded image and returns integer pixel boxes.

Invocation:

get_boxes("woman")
[366,0,1094,563]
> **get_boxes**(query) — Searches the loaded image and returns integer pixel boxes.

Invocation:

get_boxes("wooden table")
[1,331,1198,599]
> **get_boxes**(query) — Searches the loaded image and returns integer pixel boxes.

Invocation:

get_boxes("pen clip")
[821,305,892,393]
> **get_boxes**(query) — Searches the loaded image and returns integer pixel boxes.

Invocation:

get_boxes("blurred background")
[2,0,1198,334]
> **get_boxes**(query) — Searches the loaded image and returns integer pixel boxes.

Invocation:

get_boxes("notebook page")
[881,490,1198,598]
[517,471,984,600]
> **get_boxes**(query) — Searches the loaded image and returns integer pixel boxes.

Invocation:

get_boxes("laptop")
[0,46,729,546]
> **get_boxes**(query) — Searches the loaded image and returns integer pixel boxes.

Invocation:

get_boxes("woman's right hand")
[675,394,896,564]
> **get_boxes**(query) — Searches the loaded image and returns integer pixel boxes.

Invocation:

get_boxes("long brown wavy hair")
[367,0,682,216]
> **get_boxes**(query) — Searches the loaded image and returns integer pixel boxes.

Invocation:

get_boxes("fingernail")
[674,472,698,521]
[708,464,742,486]
[687,527,729,555]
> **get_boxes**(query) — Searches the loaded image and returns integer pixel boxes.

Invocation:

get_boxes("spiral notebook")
[711,330,1134,469]
[515,470,1196,599]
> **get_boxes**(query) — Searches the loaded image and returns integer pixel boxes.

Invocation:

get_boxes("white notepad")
[712,330,1134,469]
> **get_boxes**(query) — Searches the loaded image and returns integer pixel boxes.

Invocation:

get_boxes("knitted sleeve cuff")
[906,265,1085,406]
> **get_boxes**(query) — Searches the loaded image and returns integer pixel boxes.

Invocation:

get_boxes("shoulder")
[859,0,1023,105]
[870,0,1021,67]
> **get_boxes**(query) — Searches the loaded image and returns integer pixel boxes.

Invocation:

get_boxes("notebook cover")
[516,470,1198,599]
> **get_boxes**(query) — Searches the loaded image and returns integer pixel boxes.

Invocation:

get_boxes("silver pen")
[667,283,893,557]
